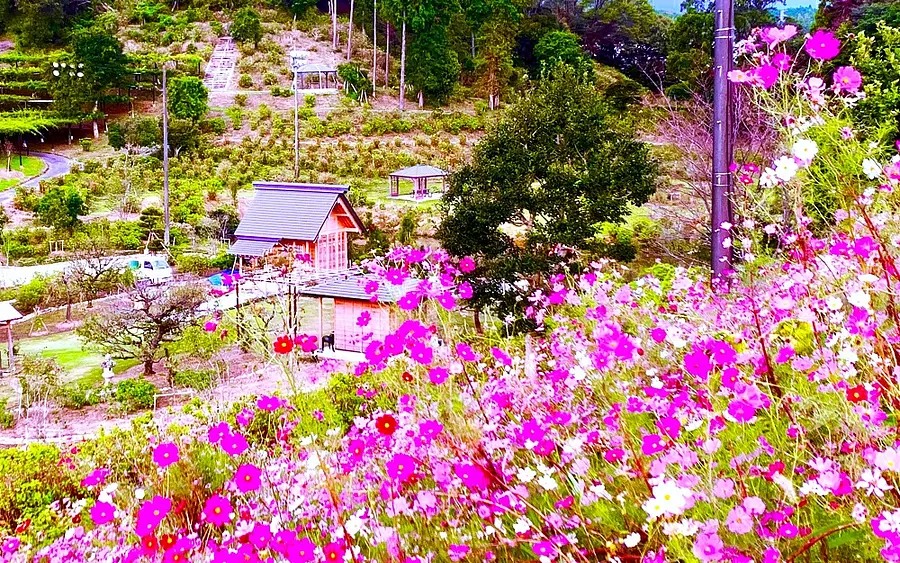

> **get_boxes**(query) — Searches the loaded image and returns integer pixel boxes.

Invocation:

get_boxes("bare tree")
[347,0,355,61]
[4,140,13,172]
[66,245,128,308]
[77,283,207,378]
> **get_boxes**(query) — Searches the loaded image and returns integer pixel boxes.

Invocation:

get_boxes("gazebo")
[388,165,448,199]
[0,301,22,373]
[296,63,339,89]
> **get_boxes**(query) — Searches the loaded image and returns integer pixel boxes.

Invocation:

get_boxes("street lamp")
[289,50,309,179]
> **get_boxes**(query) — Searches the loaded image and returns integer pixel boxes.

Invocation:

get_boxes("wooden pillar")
[235,258,242,339]
[6,322,12,373]
[318,297,324,351]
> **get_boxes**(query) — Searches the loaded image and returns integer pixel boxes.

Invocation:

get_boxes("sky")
[648,0,814,13]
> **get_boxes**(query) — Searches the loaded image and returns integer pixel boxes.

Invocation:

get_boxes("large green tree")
[533,30,594,76]
[230,7,263,47]
[438,64,657,327]
[168,76,209,122]
[35,186,86,231]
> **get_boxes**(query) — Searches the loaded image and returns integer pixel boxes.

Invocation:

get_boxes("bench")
[153,389,195,410]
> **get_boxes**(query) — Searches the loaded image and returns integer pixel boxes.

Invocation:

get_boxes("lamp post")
[289,50,309,179]
[711,0,734,282]
[162,63,171,247]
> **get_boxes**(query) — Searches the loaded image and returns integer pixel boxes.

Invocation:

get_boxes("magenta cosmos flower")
[152,442,179,468]
[90,501,116,526]
[458,256,476,273]
[220,431,249,456]
[750,64,779,89]
[833,66,862,93]
[257,395,283,412]
[203,495,233,527]
[1,538,19,554]
[135,496,171,536]
[234,463,262,493]
[323,541,345,563]
[386,453,416,483]
[81,467,110,487]
[207,421,230,444]
[455,463,490,491]
[804,30,840,60]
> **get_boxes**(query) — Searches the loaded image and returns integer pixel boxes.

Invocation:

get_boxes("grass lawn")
[17,331,138,387]
[0,155,44,190]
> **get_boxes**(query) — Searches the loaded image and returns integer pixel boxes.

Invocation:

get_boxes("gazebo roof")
[296,63,337,74]
[0,301,22,323]
[389,165,448,179]
[298,273,418,303]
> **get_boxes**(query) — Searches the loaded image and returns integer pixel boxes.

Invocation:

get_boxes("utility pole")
[289,50,307,179]
[372,0,377,99]
[162,65,170,247]
[711,0,734,282]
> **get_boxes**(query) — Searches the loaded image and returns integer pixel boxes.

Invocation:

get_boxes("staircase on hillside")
[203,37,237,92]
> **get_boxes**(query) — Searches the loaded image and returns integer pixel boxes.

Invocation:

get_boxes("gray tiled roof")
[228,237,278,257]
[233,183,353,242]
[389,165,448,179]
[0,301,22,323]
[299,273,418,303]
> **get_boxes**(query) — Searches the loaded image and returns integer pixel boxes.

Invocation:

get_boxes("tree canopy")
[230,7,263,47]
[35,186,86,231]
[438,65,658,326]
[168,76,209,122]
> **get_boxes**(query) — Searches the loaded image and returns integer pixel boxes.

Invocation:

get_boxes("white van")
[123,255,174,284]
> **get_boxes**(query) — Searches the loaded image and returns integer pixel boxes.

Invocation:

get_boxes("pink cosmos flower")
[657,416,681,439]
[221,432,249,456]
[650,327,666,343]
[437,292,456,311]
[208,421,230,444]
[641,434,665,455]
[726,506,753,534]
[234,463,262,493]
[397,292,420,311]
[772,52,792,71]
[458,281,473,299]
[804,30,840,60]
[385,268,407,285]
[728,399,757,423]
[364,280,379,295]
[202,495,232,527]
[291,537,317,562]
[257,395,283,412]
[491,347,512,366]
[81,467,110,487]
[153,443,179,468]
[455,463,490,491]
[750,64,779,89]
[135,496,171,536]
[248,523,272,550]
[357,311,371,327]
[532,541,556,558]
[693,532,724,563]
[203,320,217,332]
[449,544,470,562]
[90,501,116,526]
[386,453,416,483]
[323,541,345,563]
[760,24,797,47]
[408,341,434,365]
[833,66,862,93]
[428,366,449,385]
[1,538,19,554]
[236,408,254,426]
[459,256,476,273]
[683,348,712,379]
[456,342,477,361]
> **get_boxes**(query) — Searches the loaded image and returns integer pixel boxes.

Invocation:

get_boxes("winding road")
[0,151,75,204]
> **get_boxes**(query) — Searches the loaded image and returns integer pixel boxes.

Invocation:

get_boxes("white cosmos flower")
[774,156,799,181]
[792,138,819,162]
[517,467,537,483]
[863,158,882,179]
[537,475,558,490]
[848,290,871,308]
[513,517,531,534]
[759,166,778,187]
[623,532,640,548]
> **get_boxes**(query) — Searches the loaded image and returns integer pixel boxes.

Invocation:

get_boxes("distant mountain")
[780,5,817,30]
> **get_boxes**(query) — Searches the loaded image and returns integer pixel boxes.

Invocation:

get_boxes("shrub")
[172,369,215,391]
[238,74,253,89]
[0,400,13,429]
[115,378,157,412]
[14,277,47,314]
[304,94,316,108]
[204,117,226,135]
[78,138,92,152]
[174,253,214,275]
[56,381,101,410]
[234,93,247,106]
[263,72,277,86]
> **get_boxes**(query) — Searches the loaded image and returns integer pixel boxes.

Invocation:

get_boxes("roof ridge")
[251,182,349,193]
